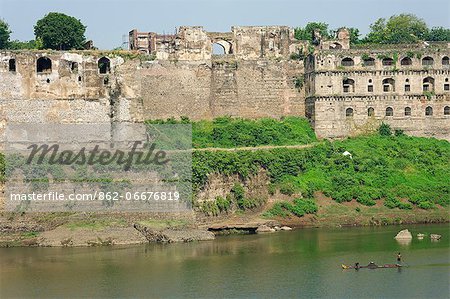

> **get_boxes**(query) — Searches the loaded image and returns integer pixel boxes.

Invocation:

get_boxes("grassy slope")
[192,134,450,212]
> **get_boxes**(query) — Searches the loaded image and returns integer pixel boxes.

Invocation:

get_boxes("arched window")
[368,107,375,116]
[400,57,412,66]
[443,56,450,66]
[363,57,375,66]
[36,57,52,73]
[404,78,410,92]
[404,107,411,116]
[212,40,232,55]
[346,108,354,117]
[425,106,433,116]
[343,78,355,93]
[385,107,393,116]
[8,58,16,72]
[422,56,434,66]
[98,57,110,74]
[445,78,449,91]
[382,78,395,92]
[423,77,435,92]
[382,58,394,66]
[341,57,354,66]
[444,106,450,115]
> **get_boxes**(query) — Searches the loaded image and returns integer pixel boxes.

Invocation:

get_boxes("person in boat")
[367,261,377,269]
[397,252,402,265]
[354,262,360,270]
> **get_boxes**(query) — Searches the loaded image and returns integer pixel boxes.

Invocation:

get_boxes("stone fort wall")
[0,26,449,143]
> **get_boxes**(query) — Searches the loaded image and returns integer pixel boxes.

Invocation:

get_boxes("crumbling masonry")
[1,26,449,142]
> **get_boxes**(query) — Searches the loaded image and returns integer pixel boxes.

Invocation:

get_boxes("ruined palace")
[1,26,449,141]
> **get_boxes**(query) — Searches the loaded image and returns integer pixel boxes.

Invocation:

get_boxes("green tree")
[0,19,11,49]
[34,12,86,50]
[365,14,428,43]
[295,22,330,42]
[426,27,450,41]
[348,27,361,45]
[8,39,42,50]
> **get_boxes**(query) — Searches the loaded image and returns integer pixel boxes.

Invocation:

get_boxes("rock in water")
[280,226,293,231]
[430,234,441,240]
[394,229,412,239]
[256,225,275,233]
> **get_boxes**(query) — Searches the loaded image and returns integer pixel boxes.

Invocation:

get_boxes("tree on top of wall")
[426,27,450,41]
[294,22,330,42]
[0,19,11,49]
[34,12,86,50]
[364,14,428,44]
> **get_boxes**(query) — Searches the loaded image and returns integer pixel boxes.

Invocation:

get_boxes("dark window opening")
[400,57,412,66]
[444,84,449,91]
[444,106,450,115]
[78,76,82,82]
[405,85,410,92]
[405,107,411,116]
[37,57,52,73]
[46,78,50,83]
[103,77,109,85]
[382,58,394,66]
[9,59,16,72]
[341,57,354,66]
[443,56,450,66]
[363,57,375,66]
[368,85,373,92]
[368,107,374,116]
[98,57,110,74]
[70,62,78,72]
[382,78,395,92]
[346,108,354,117]
[425,106,433,116]
[385,107,393,116]
[422,77,435,92]
[422,56,434,66]
[343,78,355,93]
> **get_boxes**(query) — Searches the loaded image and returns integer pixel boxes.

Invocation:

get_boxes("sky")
[1,0,449,50]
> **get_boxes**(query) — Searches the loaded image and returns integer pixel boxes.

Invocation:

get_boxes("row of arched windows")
[25,57,111,74]
[343,77,450,93]
[341,56,449,67]
[346,106,450,117]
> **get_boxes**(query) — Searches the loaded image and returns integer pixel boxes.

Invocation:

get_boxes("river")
[1,224,449,298]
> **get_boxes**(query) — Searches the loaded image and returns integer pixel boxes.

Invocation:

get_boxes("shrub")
[418,201,435,210]
[378,123,392,136]
[279,181,296,196]
[264,198,317,218]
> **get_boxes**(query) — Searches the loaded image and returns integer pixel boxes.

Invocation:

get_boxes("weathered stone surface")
[133,223,215,243]
[256,224,275,233]
[394,229,413,239]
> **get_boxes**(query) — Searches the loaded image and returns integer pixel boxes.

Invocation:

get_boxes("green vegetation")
[34,12,86,50]
[0,19,11,49]
[147,116,316,148]
[294,22,330,43]
[193,132,450,209]
[191,116,316,148]
[295,14,449,47]
[263,198,318,218]
[198,183,265,216]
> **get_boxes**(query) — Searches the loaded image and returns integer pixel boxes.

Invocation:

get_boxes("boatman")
[397,252,402,265]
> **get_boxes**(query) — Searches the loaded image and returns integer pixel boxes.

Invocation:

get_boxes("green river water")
[1,224,449,298]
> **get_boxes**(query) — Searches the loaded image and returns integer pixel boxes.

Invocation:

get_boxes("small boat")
[342,262,402,269]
